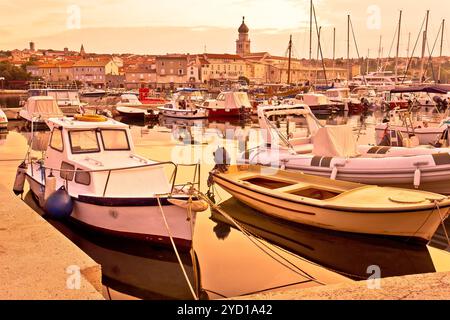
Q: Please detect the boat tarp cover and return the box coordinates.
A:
[313,125,360,157]
[390,85,450,94]
[26,98,63,116]
[225,92,252,109]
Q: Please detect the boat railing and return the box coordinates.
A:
[29,159,201,197]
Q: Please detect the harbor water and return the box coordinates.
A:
[1,95,450,300]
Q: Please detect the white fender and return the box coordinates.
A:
[44,174,56,201]
[414,168,421,189]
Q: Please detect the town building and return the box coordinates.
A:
[72,59,119,88]
[155,54,188,88]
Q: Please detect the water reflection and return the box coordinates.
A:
[23,191,197,300]
[211,199,437,280]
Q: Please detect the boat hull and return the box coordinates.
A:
[26,175,195,250]
[206,108,251,118]
[213,174,447,242]
[159,108,208,119]
[375,124,443,145]
[243,147,450,194]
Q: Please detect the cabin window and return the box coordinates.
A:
[50,128,64,152]
[60,161,75,181]
[75,169,91,186]
[69,130,100,154]
[100,129,130,151]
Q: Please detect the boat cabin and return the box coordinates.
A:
[40,117,172,198]
[326,88,350,99]
[119,94,142,105]
[203,91,252,110]
[295,93,330,106]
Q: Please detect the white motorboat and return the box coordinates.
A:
[26,82,85,116]
[116,106,159,120]
[16,115,207,249]
[0,108,8,130]
[19,96,63,129]
[291,93,345,114]
[242,104,450,194]
[375,108,448,146]
[159,89,208,119]
[211,164,450,243]
[325,88,361,113]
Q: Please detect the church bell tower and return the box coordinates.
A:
[236,17,251,56]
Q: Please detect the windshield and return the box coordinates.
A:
[69,130,100,154]
[101,129,130,151]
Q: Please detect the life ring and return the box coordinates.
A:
[74,114,108,122]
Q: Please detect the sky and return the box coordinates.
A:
[0,0,449,58]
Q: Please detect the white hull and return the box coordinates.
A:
[26,175,195,248]
[375,124,444,145]
[244,146,450,194]
[159,107,208,119]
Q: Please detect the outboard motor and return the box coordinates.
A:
[207,147,231,192]
[433,96,445,112]
[213,147,231,171]
[13,161,27,196]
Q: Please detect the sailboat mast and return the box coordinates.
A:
[333,27,336,79]
[347,15,350,80]
[377,35,382,71]
[287,35,292,84]
[420,10,430,83]
[406,32,411,57]
[309,0,313,62]
[438,19,445,83]
[395,10,403,80]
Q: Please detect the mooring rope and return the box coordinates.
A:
[434,200,450,249]
[155,195,199,300]
[198,191,326,285]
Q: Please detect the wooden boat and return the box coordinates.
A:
[211,164,450,243]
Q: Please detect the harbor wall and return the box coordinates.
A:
[237,271,450,300]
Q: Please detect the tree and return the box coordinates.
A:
[0,61,32,81]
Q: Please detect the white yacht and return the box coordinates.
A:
[350,71,412,91]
